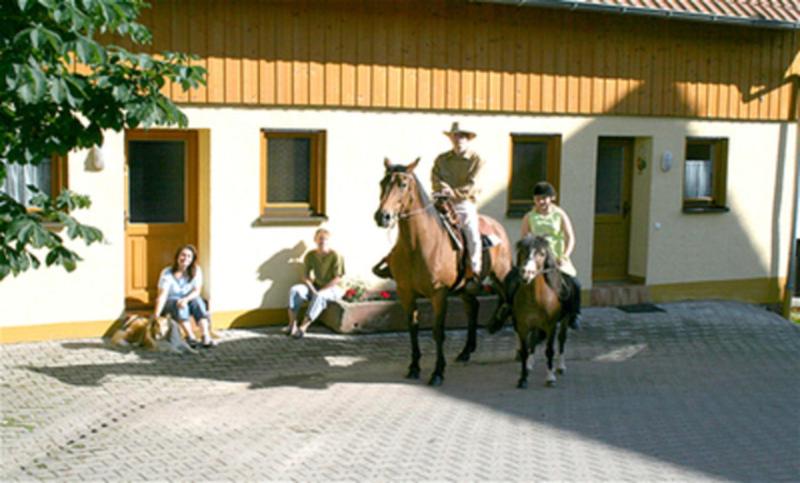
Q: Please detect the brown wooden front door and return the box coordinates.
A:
[592,137,633,282]
[125,129,198,309]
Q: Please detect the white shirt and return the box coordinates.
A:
[158,266,203,301]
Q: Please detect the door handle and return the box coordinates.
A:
[622,201,630,217]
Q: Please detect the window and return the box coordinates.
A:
[260,129,326,221]
[683,138,728,212]
[507,134,561,217]
[1,155,67,208]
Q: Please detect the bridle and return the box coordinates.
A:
[379,171,434,224]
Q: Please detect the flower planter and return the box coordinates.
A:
[319,295,500,334]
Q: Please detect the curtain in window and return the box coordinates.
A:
[1,160,52,206]
[684,159,712,199]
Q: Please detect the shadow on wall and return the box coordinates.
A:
[256,241,307,311]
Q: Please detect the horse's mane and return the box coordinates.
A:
[386,164,444,230]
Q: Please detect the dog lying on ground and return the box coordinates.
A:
[111,315,198,355]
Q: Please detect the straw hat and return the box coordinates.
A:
[443,121,476,139]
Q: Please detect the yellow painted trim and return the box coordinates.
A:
[211,308,287,329]
[648,277,782,304]
[0,278,783,343]
[0,320,116,344]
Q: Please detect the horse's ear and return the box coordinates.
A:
[407,157,421,172]
[383,157,392,170]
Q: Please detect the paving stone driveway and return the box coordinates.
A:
[1,300,798,481]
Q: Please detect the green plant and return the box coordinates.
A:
[0,0,206,280]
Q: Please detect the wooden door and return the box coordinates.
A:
[592,137,633,282]
[125,130,198,308]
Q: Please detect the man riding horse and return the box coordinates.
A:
[373,121,486,294]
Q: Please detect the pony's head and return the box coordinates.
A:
[516,235,559,284]
[374,157,422,227]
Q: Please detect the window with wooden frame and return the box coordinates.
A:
[683,138,728,212]
[1,155,68,209]
[507,134,561,217]
[260,129,326,221]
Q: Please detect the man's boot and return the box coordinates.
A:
[372,257,392,279]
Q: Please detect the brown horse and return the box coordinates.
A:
[374,158,513,386]
[513,235,569,388]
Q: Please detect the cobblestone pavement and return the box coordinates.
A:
[1,300,799,482]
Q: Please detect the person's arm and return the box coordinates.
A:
[559,206,576,259]
[153,287,168,319]
[153,268,170,317]
[178,267,203,307]
[453,154,485,201]
[303,253,318,293]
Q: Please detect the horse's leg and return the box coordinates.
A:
[556,318,568,375]
[544,329,557,387]
[528,329,545,371]
[516,323,529,389]
[428,290,448,386]
[403,298,421,380]
[456,293,479,362]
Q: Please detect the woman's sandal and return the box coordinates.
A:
[202,339,218,348]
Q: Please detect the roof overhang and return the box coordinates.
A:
[470,0,800,30]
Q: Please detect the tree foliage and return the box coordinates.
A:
[0,0,205,280]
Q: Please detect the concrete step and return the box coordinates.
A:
[589,283,649,307]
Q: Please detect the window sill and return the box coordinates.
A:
[682,205,730,214]
[253,215,328,227]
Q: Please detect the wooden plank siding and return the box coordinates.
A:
[138,0,799,121]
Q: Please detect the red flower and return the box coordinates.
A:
[380,291,391,299]
[345,288,357,298]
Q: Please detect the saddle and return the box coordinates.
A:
[434,196,498,291]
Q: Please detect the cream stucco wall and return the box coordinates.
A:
[1,107,796,328]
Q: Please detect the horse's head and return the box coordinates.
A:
[516,235,557,283]
[374,157,421,227]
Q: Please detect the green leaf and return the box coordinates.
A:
[17,0,31,11]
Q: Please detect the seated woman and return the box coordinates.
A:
[285,228,345,339]
[520,181,581,330]
[153,244,216,348]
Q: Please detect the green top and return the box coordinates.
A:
[304,250,345,289]
[525,209,566,260]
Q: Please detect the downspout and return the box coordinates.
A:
[783,77,800,320]
[471,0,800,30]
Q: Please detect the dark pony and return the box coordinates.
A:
[512,235,569,388]
[374,158,513,386]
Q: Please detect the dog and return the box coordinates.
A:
[111,315,198,355]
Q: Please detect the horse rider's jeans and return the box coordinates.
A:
[454,200,481,275]
[289,284,344,321]
[162,297,209,322]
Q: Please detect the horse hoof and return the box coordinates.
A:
[406,368,420,380]
[556,367,565,375]
[545,380,556,388]
[517,379,528,389]
[428,374,443,386]
[455,351,470,362]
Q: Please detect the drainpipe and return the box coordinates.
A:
[783,86,800,320]
[471,0,800,30]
